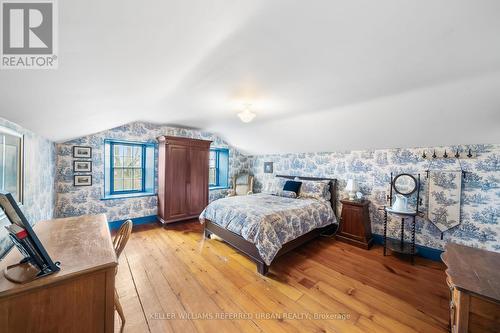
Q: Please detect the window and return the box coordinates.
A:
[209,148,229,189]
[0,127,23,203]
[104,140,155,198]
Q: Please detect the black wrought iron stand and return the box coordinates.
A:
[383,210,417,264]
[382,173,421,265]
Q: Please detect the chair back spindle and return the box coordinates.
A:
[113,220,132,259]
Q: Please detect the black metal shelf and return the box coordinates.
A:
[384,238,418,255]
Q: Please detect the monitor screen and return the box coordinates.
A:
[0,191,59,275]
[0,214,12,260]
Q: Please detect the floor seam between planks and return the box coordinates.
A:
[124,250,152,333]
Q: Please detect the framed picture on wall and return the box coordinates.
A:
[73,146,92,158]
[74,175,92,186]
[73,160,92,172]
[264,162,273,173]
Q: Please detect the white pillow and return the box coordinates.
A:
[276,190,297,199]
[261,178,285,195]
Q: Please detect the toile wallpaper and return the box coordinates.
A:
[55,122,249,222]
[249,144,500,252]
[0,117,56,258]
[1,114,496,257]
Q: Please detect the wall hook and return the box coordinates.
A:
[432,150,437,158]
[443,150,448,158]
[455,150,460,158]
[422,151,426,159]
[467,149,473,158]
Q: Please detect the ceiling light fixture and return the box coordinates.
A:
[237,104,256,123]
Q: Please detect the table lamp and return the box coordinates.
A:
[345,179,358,201]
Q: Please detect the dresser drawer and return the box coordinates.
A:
[442,244,500,333]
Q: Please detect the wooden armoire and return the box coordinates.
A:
[157,136,212,224]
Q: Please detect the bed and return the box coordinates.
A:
[200,175,338,275]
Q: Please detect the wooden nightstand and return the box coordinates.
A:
[336,199,373,249]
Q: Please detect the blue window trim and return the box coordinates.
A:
[104,139,156,198]
[209,148,229,190]
[109,141,145,195]
[209,186,230,191]
[101,192,156,200]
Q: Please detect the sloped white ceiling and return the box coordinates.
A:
[1,0,499,154]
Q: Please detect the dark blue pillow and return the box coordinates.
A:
[283,180,302,194]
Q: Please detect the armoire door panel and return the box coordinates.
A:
[189,147,209,215]
[167,144,189,219]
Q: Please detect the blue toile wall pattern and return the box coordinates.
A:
[249,144,500,253]
[1,114,497,257]
[0,117,56,258]
[55,122,249,222]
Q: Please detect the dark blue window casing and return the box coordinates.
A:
[209,148,229,189]
[104,139,155,198]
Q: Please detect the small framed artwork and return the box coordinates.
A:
[74,175,92,186]
[264,162,273,173]
[73,160,92,172]
[73,146,92,158]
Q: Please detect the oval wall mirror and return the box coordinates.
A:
[392,173,417,196]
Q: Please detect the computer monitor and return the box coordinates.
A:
[0,191,60,276]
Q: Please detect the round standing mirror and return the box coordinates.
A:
[392,173,417,196]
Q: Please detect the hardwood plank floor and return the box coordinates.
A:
[114,220,449,333]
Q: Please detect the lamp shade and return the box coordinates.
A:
[345,179,357,192]
[237,110,256,123]
[237,104,256,123]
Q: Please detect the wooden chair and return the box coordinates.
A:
[227,173,254,197]
[113,220,133,332]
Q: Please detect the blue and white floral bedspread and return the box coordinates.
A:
[199,193,336,265]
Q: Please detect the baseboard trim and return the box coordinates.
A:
[108,215,159,230]
[372,234,443,262]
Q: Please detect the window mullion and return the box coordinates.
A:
[141,145,146,192]
[216,151,220,187]
[110,142,115,194]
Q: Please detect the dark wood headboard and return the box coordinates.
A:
[276,175,338,218]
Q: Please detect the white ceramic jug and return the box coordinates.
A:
[392,194,408,212]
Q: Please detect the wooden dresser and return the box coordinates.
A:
[336,199,373,249]
[0,214,117,333]
[157,136,212,224]
[442,243,500,333]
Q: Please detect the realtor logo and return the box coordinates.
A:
[1,0,57,69]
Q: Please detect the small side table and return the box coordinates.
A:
[336,199,373,249]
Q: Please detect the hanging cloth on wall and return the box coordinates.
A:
[427,170,462,238]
